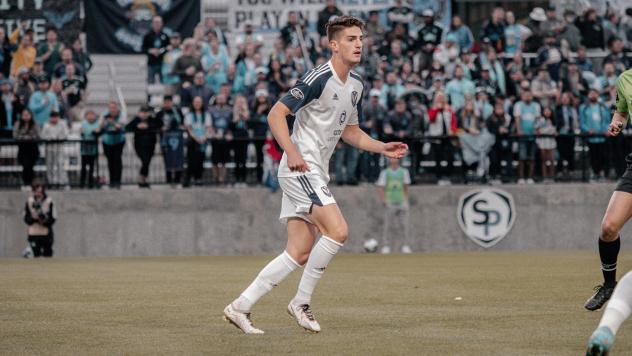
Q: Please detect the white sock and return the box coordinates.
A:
[233,251,301,312]
[292,236,343,306]
[599,271,632,334]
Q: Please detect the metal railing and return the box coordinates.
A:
[1,132,631,188]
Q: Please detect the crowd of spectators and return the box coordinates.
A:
[3,2,632,189]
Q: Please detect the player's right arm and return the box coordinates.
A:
[267,101,309,172]
[609,79,630,136]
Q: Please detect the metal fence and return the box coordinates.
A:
[1,133,631,189]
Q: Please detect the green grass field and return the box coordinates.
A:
[1,252,631,355]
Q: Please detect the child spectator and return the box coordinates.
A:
[376,157,412,254]
[23,180,56,257]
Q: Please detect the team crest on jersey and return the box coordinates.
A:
[351,91,358,106]
[457,188,516,248]
[321,186,332,197]
[291,88,304,100]
[339,111,347,125]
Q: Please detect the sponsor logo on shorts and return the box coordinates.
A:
[321,186,332,197]
[457,188,516,248]
[291,88,304,100]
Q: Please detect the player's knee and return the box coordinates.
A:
[601,219,621,241]
[327,224,348,244]
[295,253,310,266]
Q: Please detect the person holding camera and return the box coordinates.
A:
[23,180,56,257]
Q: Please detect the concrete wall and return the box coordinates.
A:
[0,184,628,257]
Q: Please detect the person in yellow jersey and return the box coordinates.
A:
[586,69,632,355]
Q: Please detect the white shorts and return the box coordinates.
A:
[278,174,336,224]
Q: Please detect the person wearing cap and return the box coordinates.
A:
[142,16,170,84]
[576,7,605,49]
[416,8,443,71]
[476,65,499,98]
[535,32,564,82]
[445,66,475,112]
[40,110,69,187]
[29,58,47,84]
[10,33,36,77]
[480,6,506,53]
[14,66,34,105]
[162,32,182,93]
[126,105,162,188]
[28,76,59,128]
[37,27,63,76]
[445,15,474,52]
[0,79,22,138]
[433,33,460,69]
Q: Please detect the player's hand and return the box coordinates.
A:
[287,151,309,172]
[608,120,625,136]
[382,142,408,159]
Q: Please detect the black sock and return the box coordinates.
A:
[599,237,620,287]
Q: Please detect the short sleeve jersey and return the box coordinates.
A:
[615,69,632,116]
[278,61,364,181]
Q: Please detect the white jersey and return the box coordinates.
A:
[278,60,364,181]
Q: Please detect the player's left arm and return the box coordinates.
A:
[341,124,407,159]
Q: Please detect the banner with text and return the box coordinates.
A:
[0,0,81,44]
[85,0,200,54]
[227,0,450,34]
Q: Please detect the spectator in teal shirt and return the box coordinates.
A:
[100,101,127,188]
[445,66,475,111]
[580,89,611,180]
[28,76,58,127]
[514,89,541,183]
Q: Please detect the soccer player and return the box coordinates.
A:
[584,68,632,313]
[223,16,408,334]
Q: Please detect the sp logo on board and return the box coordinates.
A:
[457,188,516,248]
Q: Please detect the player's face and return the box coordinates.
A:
[332,27,363,65]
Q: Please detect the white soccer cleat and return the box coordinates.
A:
[287,302,321,333]
[223,304,264,334]
[401,245,412,254]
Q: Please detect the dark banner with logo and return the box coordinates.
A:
[0,0,81,44]
[85,0,200,54]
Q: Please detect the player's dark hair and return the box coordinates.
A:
[326,16,365,41]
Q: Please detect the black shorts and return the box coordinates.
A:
[211,141,230,164]
[615,156,632,193]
